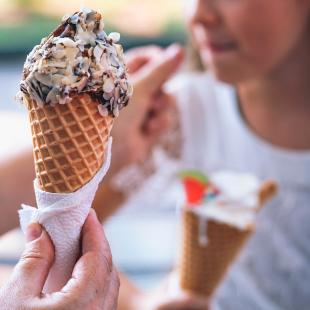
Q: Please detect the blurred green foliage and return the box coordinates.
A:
[0,14,58,53]
[14,0,33,7]
[0,13,185,55]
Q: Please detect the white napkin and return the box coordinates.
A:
[19,137,112,293]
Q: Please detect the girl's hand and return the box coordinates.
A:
[133,273,209,310]
[110,44,184,173]
[0,209,120,310]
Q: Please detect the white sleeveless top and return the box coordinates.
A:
[171,73,310,310]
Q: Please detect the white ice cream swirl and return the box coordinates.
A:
[189,171,262,231]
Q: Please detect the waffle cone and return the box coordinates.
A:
[25,93,114,193]
[179,209,252,297]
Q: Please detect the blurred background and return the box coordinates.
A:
[0,0,186,290]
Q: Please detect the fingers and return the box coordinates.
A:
[126,45,163,73]
[81,209,112,260]
[59,210,114,307]
[11,223,55,296]
[126,44,184,93]
[102,267,120,310]
[138,44,184,93]
[147,112,171,134]
[142,92,175,135]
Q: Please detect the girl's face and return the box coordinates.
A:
[187,0,310,83]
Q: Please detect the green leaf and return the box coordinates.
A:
[178,170,209,185]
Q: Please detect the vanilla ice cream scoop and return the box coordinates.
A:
[179,170,277,296]
[186,171,277,230]
[19,8,132,117]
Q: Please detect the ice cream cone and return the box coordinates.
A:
[18,8,132,193]
[179,209,252,297]
[25,93,114,193]
[17,8,132,293]
[178,173,278,297]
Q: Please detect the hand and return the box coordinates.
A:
[134,273,209,310]
[110,44,184,174]
[0,209,120,310]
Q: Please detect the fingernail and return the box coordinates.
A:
[89,208,98,220]
[166,44,182,58]
[26,223,42,242]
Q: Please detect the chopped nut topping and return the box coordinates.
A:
[19,7,132,117]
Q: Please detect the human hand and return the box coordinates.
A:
[110,44,184,173]
[0,209,120,310]
[133,273,209,310]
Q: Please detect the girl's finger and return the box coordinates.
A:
[146,111,172,134]
[126,45,163,73]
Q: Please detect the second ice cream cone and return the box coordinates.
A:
[178,171,278,297]
[179,209,252,297]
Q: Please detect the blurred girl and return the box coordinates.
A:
[1,0,310,309]
[109,0,310,309]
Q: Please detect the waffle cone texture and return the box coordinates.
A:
[25,93,114,193]
[179,209,252,297]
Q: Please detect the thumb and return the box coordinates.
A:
[138,44,184,93]
[12,223,55,296]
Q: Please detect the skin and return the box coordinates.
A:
[188,0,310,150]
[0,210,120,310]
[2,0,310,308]
[0,45,195,310]
[0,150,35,235]
[0,44,184,234]
[188,0,310,82]
[119,1,310,308]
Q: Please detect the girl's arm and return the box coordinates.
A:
[117,272,209,310]
[0,148,125,234]
[0,45,184,233]
[0,150,35,235]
